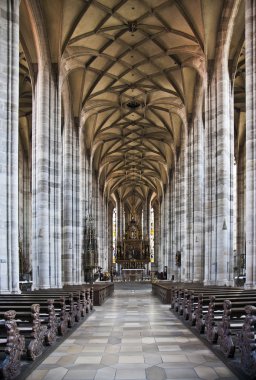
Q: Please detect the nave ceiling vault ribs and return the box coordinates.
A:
[61,0,204,200]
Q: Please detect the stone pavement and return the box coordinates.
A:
[26,284,237,380]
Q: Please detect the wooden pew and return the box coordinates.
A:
[175,287,251,317]
[0,296,67,338]
[152,282,173,304]
[172,288,256,346]
[0,286,96,379]
[31,288,92,321]
[153,282,256,380]
[64,283,114,306]
[2,287,93,327]
[193,294,256,338]
[0,310,25,379]
[91,283,114,305]
[178,288,255,327]
[216,299,245,358]
[0,300,58,349]
[237,305,256,379]
[62,286,94,311]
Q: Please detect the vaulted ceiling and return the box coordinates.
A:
[19,0,245,211]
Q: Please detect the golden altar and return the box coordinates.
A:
[116,217,150,269]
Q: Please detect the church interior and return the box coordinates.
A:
[0,0,256,379]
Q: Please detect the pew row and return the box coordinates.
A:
[0,310,25,380]
[63,282,114,305]
[152,282,256,379]
[0,282,114,379]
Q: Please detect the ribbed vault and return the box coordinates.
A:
[19,0,245,212]
[60,0,205,210]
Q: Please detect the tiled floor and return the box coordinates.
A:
[26,284,238,380]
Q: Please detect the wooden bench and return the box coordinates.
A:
[0,310,25,379]
[0,286,97,379]
[153,282,256,380]
[237,305,256,378]
[177,288,255,328]
[62,286,94,311]
[152,282,173,304]
[215,299,246,358]
[64,283,114,306]
[175,287,251,318]
[32,288,94,318]
[92,283,114,305]
[193,293,256,338]
[0,300,57,350]
[29,290,87,326]
[0,296,67,339]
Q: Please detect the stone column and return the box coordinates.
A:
[32,66,62,288]
[103,197,108,271]
[97,183,104,269]
[88,157,93,214]
[245,0,256,288]
[159,198,164,272]
[26,0,62,289]
[153,202,160,272]
[79,129,85,281]
[143,195,151,239]
[176,138,187,282]
[191,81,205,282]
[108,202,114,271]
[120,200,124,239]
[185,129,193,282]
[18,139,32,278]
[62,87,80,284]
[91,172,98,265]
[236,146,245,276]
[192,114,204,282]
[116,196,123,240]
[204,1,240,285]
[115,194,120,241]
[62,87,74,285]
[142,201,147,238]
[73,128,80,283]
[163,186,169,269]
[168,170,178,281]
[0,0,19,293]
[204,70,233,285]
[175,160,181,281]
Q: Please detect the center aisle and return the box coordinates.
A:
[27,284,237,380]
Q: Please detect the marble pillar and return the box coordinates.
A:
[79,129,86,281]
[153,202,160,273]
[168,171,178,281]
[204,1,240,286]
[245,0,256,288]
[26,0,62,289]
[236,146,245,276]
[62,87,74,284]
[0,0,20,293]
